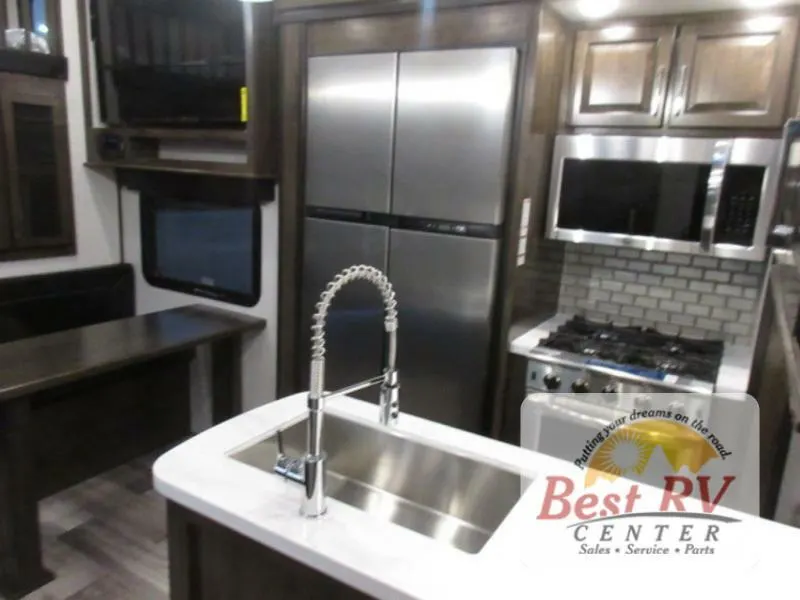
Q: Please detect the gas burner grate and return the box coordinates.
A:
[538,316,724,382]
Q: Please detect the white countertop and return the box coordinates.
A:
[509,314,754,393]
[155,393,798,599]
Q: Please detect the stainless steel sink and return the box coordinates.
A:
[231,415,528,554]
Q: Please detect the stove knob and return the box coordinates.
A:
[571,380,590,393]
[601,383,618,394]
[543,374,561,391]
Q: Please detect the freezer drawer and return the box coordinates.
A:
[389,229,500,433]
[299,219,389,401]
[392,48,518,225]
[305,53,398,213]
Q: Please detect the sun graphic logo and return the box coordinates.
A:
[589,428,654,480]
[584,419,722,489]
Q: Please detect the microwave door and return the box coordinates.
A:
[555,159,710,242]
[548,134,781,260]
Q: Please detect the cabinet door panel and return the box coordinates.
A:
[569,25,676,127]
[392,48,517,225]
[1,77,74,248]
[388,229,500,433]
[305,53,397,213]
[669,16,798,128]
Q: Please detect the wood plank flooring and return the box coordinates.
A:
[5,454,169,600]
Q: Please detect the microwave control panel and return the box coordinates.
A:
[714,165,764,246]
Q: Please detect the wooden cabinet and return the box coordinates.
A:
[669,16,798,128]
[0,74,75,258]
[568,14,799,129]
[569,25,676,127]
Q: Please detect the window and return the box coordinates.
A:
[3,0,61,54]
[0,76,74,260]
[141,195,261,307]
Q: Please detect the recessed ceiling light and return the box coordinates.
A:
[578,0,620,19]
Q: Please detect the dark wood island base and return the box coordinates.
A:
[167,502,374,600]
[0,400,55,600]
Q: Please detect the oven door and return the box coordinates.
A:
[521,393,626,464]
[521,393,676,492]
[521,392,757,513]
[547,135,781,262]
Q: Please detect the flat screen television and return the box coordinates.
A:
[141,195,261,307]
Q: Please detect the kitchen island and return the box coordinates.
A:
[154,393,798,599]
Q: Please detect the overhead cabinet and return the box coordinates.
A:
[568,14,799,128]
[86,0,277,177]
[569,25,676,127]
[671,17,797,128]
[0,74,75,258]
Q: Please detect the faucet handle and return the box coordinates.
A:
[274,429,305,484]
[275,452,305,484]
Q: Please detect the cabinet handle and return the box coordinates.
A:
[673,65,689,116]
[651,66,667,116]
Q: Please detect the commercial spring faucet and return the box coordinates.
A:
[301,265,400,518]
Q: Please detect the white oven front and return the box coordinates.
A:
[521,393,628,464]
[521,392,759,515]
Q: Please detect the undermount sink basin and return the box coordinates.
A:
[231,414,529,554]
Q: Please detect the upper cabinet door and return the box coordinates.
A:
[669,16,798,128]
[568,25,676,127]
[1,76,74,249]
[305,53,398,214]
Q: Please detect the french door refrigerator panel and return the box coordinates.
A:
[300,218,389,402]
[305,53,398,213]
[388,229,500,433]
[391,47,518,225]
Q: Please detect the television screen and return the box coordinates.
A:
[141,196,261,307]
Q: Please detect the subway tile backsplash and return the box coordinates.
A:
[557,244,765,347]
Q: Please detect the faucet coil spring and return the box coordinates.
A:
[310,265,398,361]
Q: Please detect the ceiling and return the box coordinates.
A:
[549,0,800,21]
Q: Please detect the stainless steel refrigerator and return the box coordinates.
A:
[299,48,518,433]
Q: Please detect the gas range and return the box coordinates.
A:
[526,316,724,396]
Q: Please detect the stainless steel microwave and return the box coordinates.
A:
[546,134,783,262]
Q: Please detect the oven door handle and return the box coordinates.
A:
[700,140,733,251]
[769,255,800,429]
